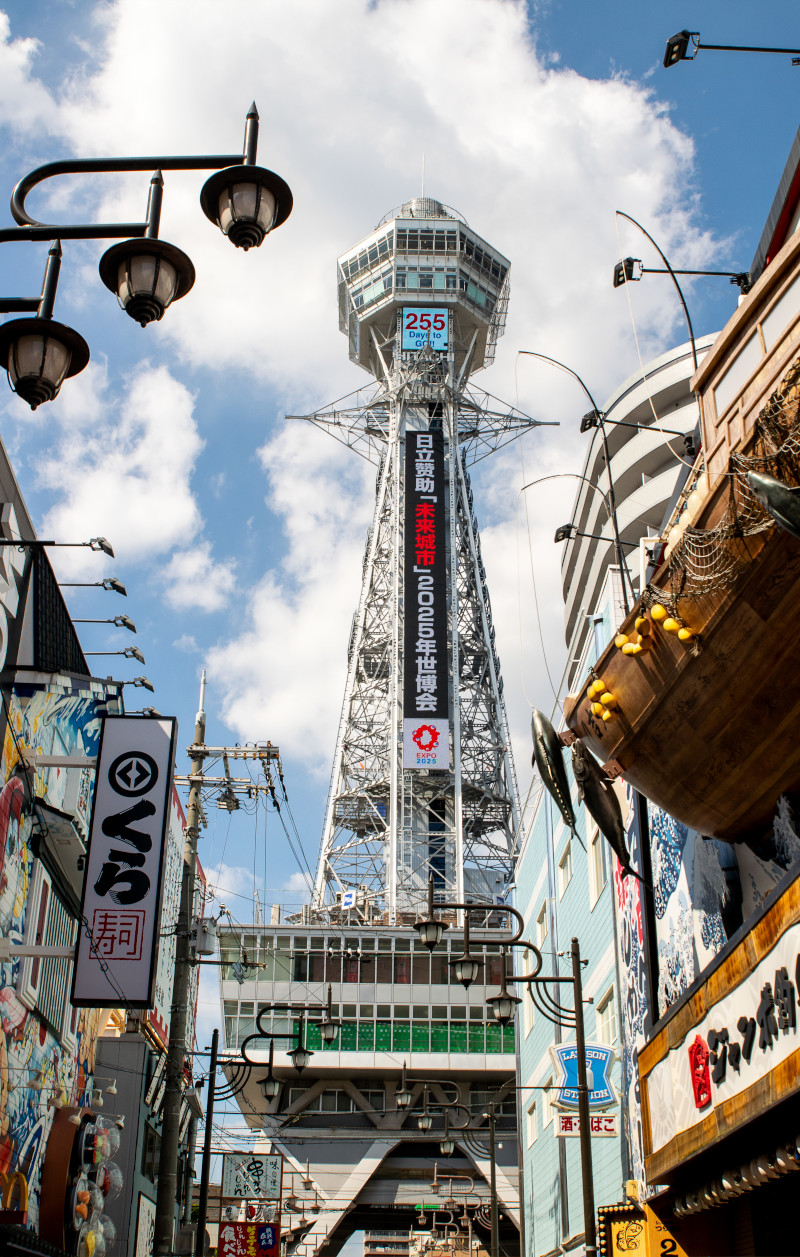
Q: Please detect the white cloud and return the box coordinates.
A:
[173,633,199,653]
[207,422,374,769]
[161,541,236,612]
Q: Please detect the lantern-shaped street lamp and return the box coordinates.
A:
[200,104,292,251]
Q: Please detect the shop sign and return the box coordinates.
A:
[72,716,177,1007]
[556,1112,618,1137]
[550,1041,617,1109]
[222,1153,282,1200]
[219,1223,280,1257]
[642,898,800,1174]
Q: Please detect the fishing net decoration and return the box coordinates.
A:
[642,357,800,611]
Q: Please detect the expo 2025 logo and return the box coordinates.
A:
[412,724,440,752]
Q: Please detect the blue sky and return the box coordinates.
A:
[0,1,798,1084]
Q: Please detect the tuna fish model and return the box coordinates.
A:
[746,470,800,540]
[530,710,583,847]
[571,739,645,883]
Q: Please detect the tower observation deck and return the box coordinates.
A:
[222,199,549,1257]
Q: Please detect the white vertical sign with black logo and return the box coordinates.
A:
[72,716,177,1008]
[403,429,450,769]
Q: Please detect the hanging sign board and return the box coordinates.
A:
[556,1112,618,1137]
[221,1153,283,1200]
[550,1041,617,1110]
[402,308,448,351]
[219,1223,280,1257]
[72,715,177,1008]
[403,429,450,770]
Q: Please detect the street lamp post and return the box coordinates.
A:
[0,103,292,408]
[417,881,600,1256]
[517,350,633,613]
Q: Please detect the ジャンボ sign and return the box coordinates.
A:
[72,716,177,1008]
[402,429,450,770]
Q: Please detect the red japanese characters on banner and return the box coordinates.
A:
[218,1222,280,1257]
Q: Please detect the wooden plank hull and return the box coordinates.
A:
[564,523,800,843]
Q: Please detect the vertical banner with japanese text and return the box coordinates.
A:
[403,429,450,769]
[72,715,177,1008]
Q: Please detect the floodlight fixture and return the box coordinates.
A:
[663,29,800,68]
[61,576,127,596]
[85,647,146,664]
[74,614,136,633]
[613,254,751,294]
[554,524,576,544]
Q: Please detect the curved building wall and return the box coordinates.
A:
[562,335,716,692]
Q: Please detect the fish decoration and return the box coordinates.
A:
[746,470,800,540]
[571,739,646,884]
[530,710,584,848]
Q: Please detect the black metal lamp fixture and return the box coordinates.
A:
[554,524,576,544]
[439,1114,455,1157]
[1,104,293,405]
[318,984,340,1045]
[288,1018,313,1075]
[663,29,800,69]
[417,1088,433,1132]
[449,915,482,990]
[613,253,751,294]
[74,613,136,633]
[85,646,146,665]
[414,873,450,951]
[485,949,521,1027]
[0,242,89,409]
[61,576,127,596]
[396,1064,411,1110]
[199,104,293,251]
[259,1042,280,1100]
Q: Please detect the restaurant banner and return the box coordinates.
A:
[219,1223,280,1257]
[72,715,177,1008]
[403,429,450,769]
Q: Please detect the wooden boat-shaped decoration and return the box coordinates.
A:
[564,229,800,844]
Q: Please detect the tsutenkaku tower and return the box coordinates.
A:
[303,197,544,921]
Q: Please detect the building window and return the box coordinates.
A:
[523,985,534,1038]
[558,841,573,898]
[535,903,547,949]
[589,826,608,906]
[596,988,618,1046]
[526,1100,537,1147]
[543,1078,554,1127]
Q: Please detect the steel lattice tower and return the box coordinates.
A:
[301,197,544,921]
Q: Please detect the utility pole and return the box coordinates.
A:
[195,1027,219,1257]
[572,937,597,1257]
[154,671,207,1255]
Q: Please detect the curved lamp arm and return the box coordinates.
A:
[616,210,698,370]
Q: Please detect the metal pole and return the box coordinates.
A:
[183,1114,198,1224]
[154,671,207,1255]
[488,1102,499,1257]
[195,1027,218,1257]
[597,420,630,615]
[571,938,596,1257]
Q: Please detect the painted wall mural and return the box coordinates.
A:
[0,678,111,1230]
[614,784,650,1194]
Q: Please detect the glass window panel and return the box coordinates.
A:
[395,939,410,951]
[293,954,308,981]
[394,956,411,983]
[340,1022,357,1050]
[343,958,360,983]
[360,1005,373,1017]
[430,1022,449,1051]
[326,953,342,982]
[485,1024,502,1054]
[337,1091,352,1112]
[393,1022,411,1052]
[309,953,325,981]
[502,1024,515,1052]
[306,1023,322,1050]
[431,1006,447,1019]
[375,1022,392,1050]
[412,955,430,982]
[449,1022,467,1053]
[468,1023,484,1052]
[321,1090,338,1112]
[343,1004,357,1017]
[358,1022,375,1051]
[375,956,393,982]
[406,274,418,289]
[430,956,449,984]
[412,1023,430,1051]
[394,1005,409,1017]
[273,951,291,981]
[378,939,393,951]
